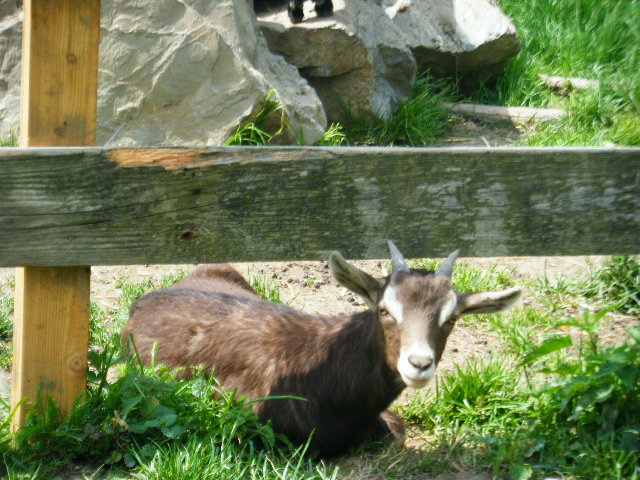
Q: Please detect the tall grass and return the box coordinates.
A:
[478,0,640,145]
[340,75,456,146]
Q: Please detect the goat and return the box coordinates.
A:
[254,0,333,24]
[122,241,521,457]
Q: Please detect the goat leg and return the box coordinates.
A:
[288,0,305,23]
[313,0,333,17]
[370,409,406,445]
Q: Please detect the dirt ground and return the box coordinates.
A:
[1,253,631,400]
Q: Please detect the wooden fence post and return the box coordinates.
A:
[10,0,100,430]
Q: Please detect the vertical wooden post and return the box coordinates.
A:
[11,0,100,430]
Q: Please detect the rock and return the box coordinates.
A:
[99,0,326,146]
[382,0,520,78]
[0,0,327,145]
[0,7,21,140]
[257,0,417,122]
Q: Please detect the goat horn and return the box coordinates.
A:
[387,240,410,273]
[436,249,460,278]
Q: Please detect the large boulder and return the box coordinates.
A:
[99,0,326,146]
[0,0,327,145]
[383,0,520,77]
[0,6,21,139]
[257,0,417,122]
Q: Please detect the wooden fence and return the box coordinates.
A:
[3,0,639,432]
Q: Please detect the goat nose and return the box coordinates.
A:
[408,354,434,371]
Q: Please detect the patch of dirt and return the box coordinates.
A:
[434,116,523,147]
[1,256,638,479]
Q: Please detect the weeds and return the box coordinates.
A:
[341,75,455,146]
[412,257,515,293]
[582,255,640,314]
[226,90,288,146]
[2,347,335,480]
[249,269,282,303]
[0,131,17,147]
[0,288,14,370]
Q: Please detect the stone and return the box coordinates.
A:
[257,0,417,122]
[0,6,21,140]
[382,0,520,77]
[0,0,327,145]
[99,0,326,146]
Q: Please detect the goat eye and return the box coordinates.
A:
[379,308,390,316]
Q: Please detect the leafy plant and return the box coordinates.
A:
[314,123,346,146]
[519,309,640,478]
[2,343,327,479]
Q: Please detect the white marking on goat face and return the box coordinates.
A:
[397,344,436,388]
[385,277,458,389]
[380,284,404,323]
[438,291,457,327]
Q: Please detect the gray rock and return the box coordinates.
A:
[99,0,326,146]
[383,0,520,77]
[257,0,417,122]
[0,7,21,140]
[0,0,327,145]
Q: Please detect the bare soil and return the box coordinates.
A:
[0,254,630,395]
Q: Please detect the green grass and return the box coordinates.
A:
[581,255,640,314]
[0,279,14,370]
[227,76,457,147]
[339,75,456,146]
[0,132,17,147]
[225,90,292,146]
[0,269,335,479]
[249,269,283,303]
[2,259,639,479]
[473,0,640,146]
[412,257,516,293]
[534,256,640,315]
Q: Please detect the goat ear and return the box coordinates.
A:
[458,286,522,316]
[329,251,384,309]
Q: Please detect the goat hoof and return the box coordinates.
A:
[314,0,333,17]
[288,4,304,23]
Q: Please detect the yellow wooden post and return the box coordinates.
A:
[11,0,100,430]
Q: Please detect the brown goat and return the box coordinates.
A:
[122,241,521,457]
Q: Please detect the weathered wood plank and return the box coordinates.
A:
[0,146,639,266]
[11,0,99,431]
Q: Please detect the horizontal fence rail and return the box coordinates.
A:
[0,146,639,266]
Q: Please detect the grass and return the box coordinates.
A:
[411,257,516,293]
[338,75,456,146]
[1,269,338,480]
[0,278,14,370]
[249,269,283,303]
[0,132,17,147]
[226,75,457,147]
[472,0,640,146]
[1,257,638,479]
